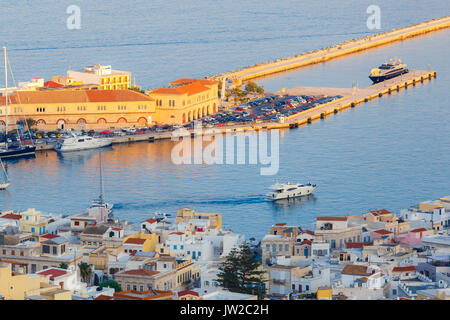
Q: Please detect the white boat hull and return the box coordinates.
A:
[266,185,316,200]
[55,137,112,152]
[0,182,10,189]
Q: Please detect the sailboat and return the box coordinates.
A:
[0,47,36,159]
[88,152,114,218]
[0,157,9,189]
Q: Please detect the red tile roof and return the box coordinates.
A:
[113,289,172,300]
[300,240,312,245]
[44,80,64,88]
[124,238,147,245]
[1,259,28,265]
[374,229,393,235]
[275,223,287,226]
[169,78,217,86]
[317,216,348,221]
[178,290,199,297]
[342,265,370,276]
[368,209,392,216]
[0,89,153,105]
[36,268,69,280]
[121,269,159,276]
[151,82,210,96]
[112,228,122,231]
[410,228,428,233]
[305,230,315,235]
[94,294,114,300]
[0,213,22,220]
[169,232,184,235]
[392,266,416,272]
[41,234,61,240]
[145,218,157,224]
[345,242,371,249]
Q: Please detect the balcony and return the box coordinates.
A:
[272,278,288,285]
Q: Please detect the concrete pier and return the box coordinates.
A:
[213,16,449,83]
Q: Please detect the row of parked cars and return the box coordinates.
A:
[8,94,345,143]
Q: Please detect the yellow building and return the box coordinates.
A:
[175,208,222,231]
[88,245,122,273]
[19,208,47,238]
[317,287,332,300]
[0,262,71,300]
[0,89,155,131]
[149,78,219,125]
[67,64,131,90]
[123,232,159,253]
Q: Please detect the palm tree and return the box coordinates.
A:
[59,262,68,269]
[78,262,92,285]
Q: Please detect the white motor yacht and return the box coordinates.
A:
[55,131,112,152]
[266,182,317,200]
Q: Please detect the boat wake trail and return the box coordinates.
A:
[114,194,267,210]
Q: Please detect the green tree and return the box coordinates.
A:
[59,262,68,269]
[99,280,122,292]
[25,118,36,129]
[256,85,264,94]
[245,81,258,93]
[216,243,266,299]
[129,85,145,94]
[78,262,92,284]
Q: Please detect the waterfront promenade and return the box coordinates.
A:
[214,16,449,83]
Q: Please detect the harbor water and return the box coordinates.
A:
[0,1,449,239]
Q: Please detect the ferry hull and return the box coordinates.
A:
[369,69,409,83]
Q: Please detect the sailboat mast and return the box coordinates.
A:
[99,152,104,203]
[0,158,8,182]
[3,47,8,141]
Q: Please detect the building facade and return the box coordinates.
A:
[149,78,218,125]
[0,89,155,131]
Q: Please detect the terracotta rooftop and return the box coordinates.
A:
[44,80,64,88]
[300,240,312,246]
[94,294,114,300]
[113,289,172,300]
[342,264,371,276]
[124,238,147,245]
[410,228,428,233]
[151,82,210,96]
[368,209,392,216]
[0,213,22,220]
[41,234,61,240]
[392,266,416,272]
[374,229,393,235]
[317,216,348,221]
[145,218,157,224]
[169,232,184,235]
[0,89,153,105]
[178,290,199,297]
[345,242,371,249]
[121,269,160,277]
[36,268,69,280]
[169,78,217,86]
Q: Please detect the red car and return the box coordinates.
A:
[100,130,110,135]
